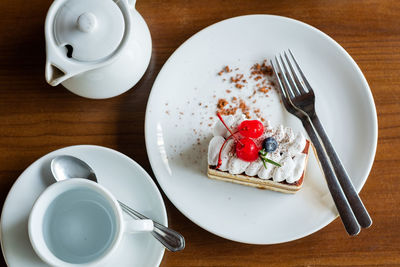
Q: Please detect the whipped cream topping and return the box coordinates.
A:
[208,115,307,184]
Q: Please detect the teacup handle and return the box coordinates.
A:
[124,219,154,233]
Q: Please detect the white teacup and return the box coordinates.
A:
[28,178,153,266]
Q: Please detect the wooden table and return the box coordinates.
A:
[1,0,399,266]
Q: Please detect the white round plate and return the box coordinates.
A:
[145,15,377,244]
[1,145,167,266]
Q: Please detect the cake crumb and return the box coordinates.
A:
[258,87,269,93]
[217,99,228,109]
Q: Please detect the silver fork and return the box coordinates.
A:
[271,57,360,236]
[275,50,372,229]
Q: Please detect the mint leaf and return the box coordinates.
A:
[258,150,281,168]
[262,157,281,167]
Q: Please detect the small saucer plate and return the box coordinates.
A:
[1,145,167,267]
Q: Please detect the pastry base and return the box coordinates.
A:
[207,140,310,194]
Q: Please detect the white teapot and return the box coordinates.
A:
[45,0,151,99]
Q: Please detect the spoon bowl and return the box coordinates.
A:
[51,155,97,182]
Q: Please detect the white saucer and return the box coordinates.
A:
[145,15,377,244]
[1,145,167,266]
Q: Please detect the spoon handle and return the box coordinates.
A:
[118,201,185,252]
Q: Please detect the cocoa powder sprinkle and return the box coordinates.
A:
[214,59,276,119]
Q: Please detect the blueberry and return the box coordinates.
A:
[263,137,278,152]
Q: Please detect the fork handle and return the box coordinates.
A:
[302,119,360,236]
[311,115,372,228]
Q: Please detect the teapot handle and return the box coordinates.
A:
[128,0,136,9]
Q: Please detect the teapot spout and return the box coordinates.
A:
[45,63,69,86]
[45,57,93,86]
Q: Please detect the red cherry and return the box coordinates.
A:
[216,113,261,168]
[235,137,260,162]
[238,120,264,138]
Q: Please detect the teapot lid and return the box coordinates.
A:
[53,0,125,62]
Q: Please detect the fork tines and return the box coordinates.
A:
[273,50,314,99]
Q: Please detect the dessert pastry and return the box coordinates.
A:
[207,114,310,194]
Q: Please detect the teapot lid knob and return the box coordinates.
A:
[77,12,97,33]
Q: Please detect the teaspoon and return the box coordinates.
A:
[50,155,185,252]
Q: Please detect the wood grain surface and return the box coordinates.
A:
[1,0,399,266]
